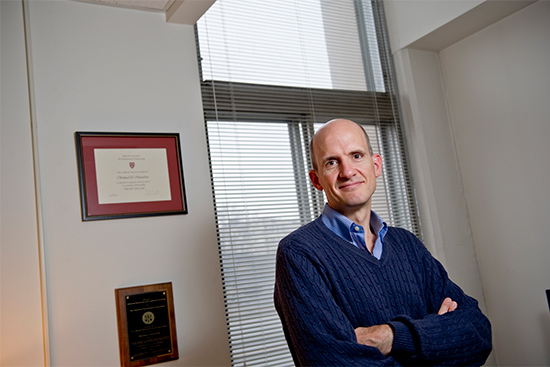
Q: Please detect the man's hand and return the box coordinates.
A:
[438,297,458,315]
[354,324,394,355]
[354,298,458,355]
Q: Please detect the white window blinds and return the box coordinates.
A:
[198,0,383,91]
[196,1,420,366]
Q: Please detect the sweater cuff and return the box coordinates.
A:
[387,321,416,355]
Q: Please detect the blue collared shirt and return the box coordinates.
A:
[320,204,388,259]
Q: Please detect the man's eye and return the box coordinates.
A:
[325,160,337,167]
[353,153,363,159]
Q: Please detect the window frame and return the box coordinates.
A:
[195,1,421,365]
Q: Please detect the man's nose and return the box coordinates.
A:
[339,159,356,179]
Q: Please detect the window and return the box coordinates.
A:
[196,1,419,366]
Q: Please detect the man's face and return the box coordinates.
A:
[309,120,382,216]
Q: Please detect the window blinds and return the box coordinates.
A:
[198,0,382,91]
[196,1,420,366]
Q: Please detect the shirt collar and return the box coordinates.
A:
[321,203,387,243]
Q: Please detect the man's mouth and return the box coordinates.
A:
[339,181,362,190]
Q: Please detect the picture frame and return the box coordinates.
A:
[75,132,187,221]
[115,282,179,367]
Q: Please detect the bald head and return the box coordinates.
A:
[310,119,374,171]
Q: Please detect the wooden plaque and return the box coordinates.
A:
[115,282,179,367]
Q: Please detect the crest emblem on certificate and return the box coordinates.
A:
[129,162,135,169]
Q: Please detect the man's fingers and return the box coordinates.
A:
[438,297,458,315]
[449,300,458,312]
[355,325,394,356]
[438,298,450,315]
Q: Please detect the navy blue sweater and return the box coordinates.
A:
[274,218,492,366]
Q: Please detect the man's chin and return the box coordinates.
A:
[330,198,370,212]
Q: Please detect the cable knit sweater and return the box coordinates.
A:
[274,217,492,366]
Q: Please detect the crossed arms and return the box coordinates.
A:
[274,226,492,366]
[355,297,458,356]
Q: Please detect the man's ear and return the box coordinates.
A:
[309,170,324,191]
[373,154,383,178]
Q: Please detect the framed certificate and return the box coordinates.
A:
[115,282,179,367]
[75,132,187,221]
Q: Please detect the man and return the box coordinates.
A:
[274,119,492,366]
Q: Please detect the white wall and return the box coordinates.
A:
[391,48,487,305]
[1,1,231,366]
[383,0,483,52]
[440,2,550,364]
[0,1,46,365]
[386,0,550,365]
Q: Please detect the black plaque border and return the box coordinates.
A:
[115,282,179,367]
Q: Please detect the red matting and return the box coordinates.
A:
[75,132,187,221]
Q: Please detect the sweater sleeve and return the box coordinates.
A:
[274,241,402,367]
[388,233,493,366]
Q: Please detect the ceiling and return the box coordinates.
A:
[77,0,174,12]
[75,0,216,24]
